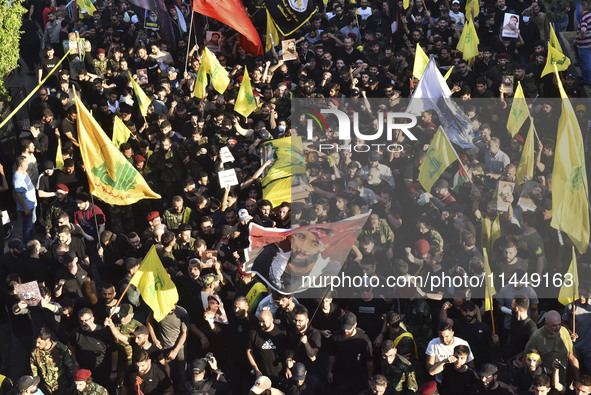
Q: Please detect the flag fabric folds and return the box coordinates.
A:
[265,0,317,37]
[193,47,230,99]
[408,59,476,149]
[551,66,590,253]
[516,119,535,184]
[129,72,152,117]
[112,116,132,148]
[443,66,454,80]
[56,138,64,170]
[456,20,479,60]
[418,127,458,193]
[235,66,258,118]
[130,245,179,321]
[541,44,571,77]
[483,248,496,311]
[549,23,563,53]
[266,9,280,53]
[74,94,161,205]
[558,247,579,305]
[78,0,96,18]
[466,0,479,20]
[261,136,306,207]
[193,0,263,56]
[412,43,430,80]
[506,82,530,137]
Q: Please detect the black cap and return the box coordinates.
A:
[461,300,476,311]
[342,312,357,330]
[62,252,76,264]
[292,362,306,381]
[505,223,523,236]
[18,376,40,392]
[220,225,235,238]
[479,363,498,376]
[8,239,26,251]
[191,359,207,373]
[119,303,133,317]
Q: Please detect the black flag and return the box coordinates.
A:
[265,0,317,36]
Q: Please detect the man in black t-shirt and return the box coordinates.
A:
[286,305,322,378]
[38,45,62,90]
[247,309,287,386]
[429,344,478,395]
[122,349,173,395]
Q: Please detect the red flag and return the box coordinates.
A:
[192,0,263,56]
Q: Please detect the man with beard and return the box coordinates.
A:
[426,321,474,371]
[94,284,118,325]
[44,184,76,241]
[122,350,173,395]
[562,285,591,371]
[69,308,117,391]
[429,345,478,395]
[440,301,498,369]
[247,309,288,386]
[380,340,419,393]
[251,226,341,294]
[131,325,168,374]
[227,296,258,393]
[471,363,513,395]
[286,305,321,377]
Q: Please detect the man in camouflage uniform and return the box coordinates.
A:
[162,195,192,234]
[44,184,76,241]
[104,303,142,387]
[31,327,75,394]
[73,369,109,395]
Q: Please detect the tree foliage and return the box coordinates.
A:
[0,0,26,100]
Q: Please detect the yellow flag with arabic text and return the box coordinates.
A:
[130,245,179,321]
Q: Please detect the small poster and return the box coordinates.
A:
[281,39,298,61]
[492,180,515,212]
[518,181,545,211]
[137,68,148,85]
[500,75,514,94]
[220,146,235,163]
[15,281,42,307]
[144,10,160,30]
[502,13,519,38]
[218,168,239,188]
[200,250,218,268]
[205,31,222,52]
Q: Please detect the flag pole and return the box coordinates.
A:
[439,125,473,183]
[108,279,134,319]
[572,246,577,335]
[185,10,195,73]
[490,301,495,335]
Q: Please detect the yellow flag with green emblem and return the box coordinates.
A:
[78,0,96,18]
[193,58,209,99]
[413,43,430,80]
[193,47,230,98]
[235,67,257,118]
[130,245,179,321]
[483,248,496,311]
[466,0,479,21]
[261,136,307,206]
[56,138,64,170]
[418,127,457,193]
[551,65,590,253]
[558,247,579,305]
[549,23,562,52]
[112,116,131,148]
[516,118,535,184]
[541,44,571,77]
[266,9,280,52]
[129,72,152,117]
[506,82,530,137]
[456,20,479,60]
[74,93,161,205]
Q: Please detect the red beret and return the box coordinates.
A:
[414,239,430,254]
[146,211,160,222]
[72,369,92,381]
[56,184,69,192]
[97,48,106,54]
[513,134,524,144]
[134,154,146,163]
[419,381,438,395]
[497,53,509,60]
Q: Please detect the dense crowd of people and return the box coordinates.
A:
[0,0,590,393]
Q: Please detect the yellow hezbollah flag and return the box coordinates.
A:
[483,248,496,311]
[558,246,579,305]
[466,0,479,21]
[112,116,131,148]
[444,66,454,80]
[261,136,306,206]
[56,138,64,170]
[235,66,258,118]
[516,119,535,184]
[541,45,571,77]
[418,127,457,193]
[193,47,230,98]
[551,65,590,253]
[74,93,161,205]
[130,245,179,321]
[78,0,96,18]
[549,23,562,52]
[506,82,530,137]
[456,20,479,61]
[482,213,501,252]
[193,57,209,99]
[404,0,409,9]
[413,43,430,80]
[129,72,151,117]
[266,9,280,53]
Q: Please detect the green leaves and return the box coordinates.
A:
[0,0,26,100]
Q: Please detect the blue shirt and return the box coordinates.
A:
[13,170,37,211]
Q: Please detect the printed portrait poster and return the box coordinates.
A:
[518,180,545,212]
[206,31,222,52]
[15,281,42,306]
[502,13,519,38]
[492,180,515,212]
[144,10,160,30]
[500,75,514,94]
[282,39,298,61]
[137,68,149,85]
[244,212,370,295]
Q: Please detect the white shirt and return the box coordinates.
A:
[425,336,474,362]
